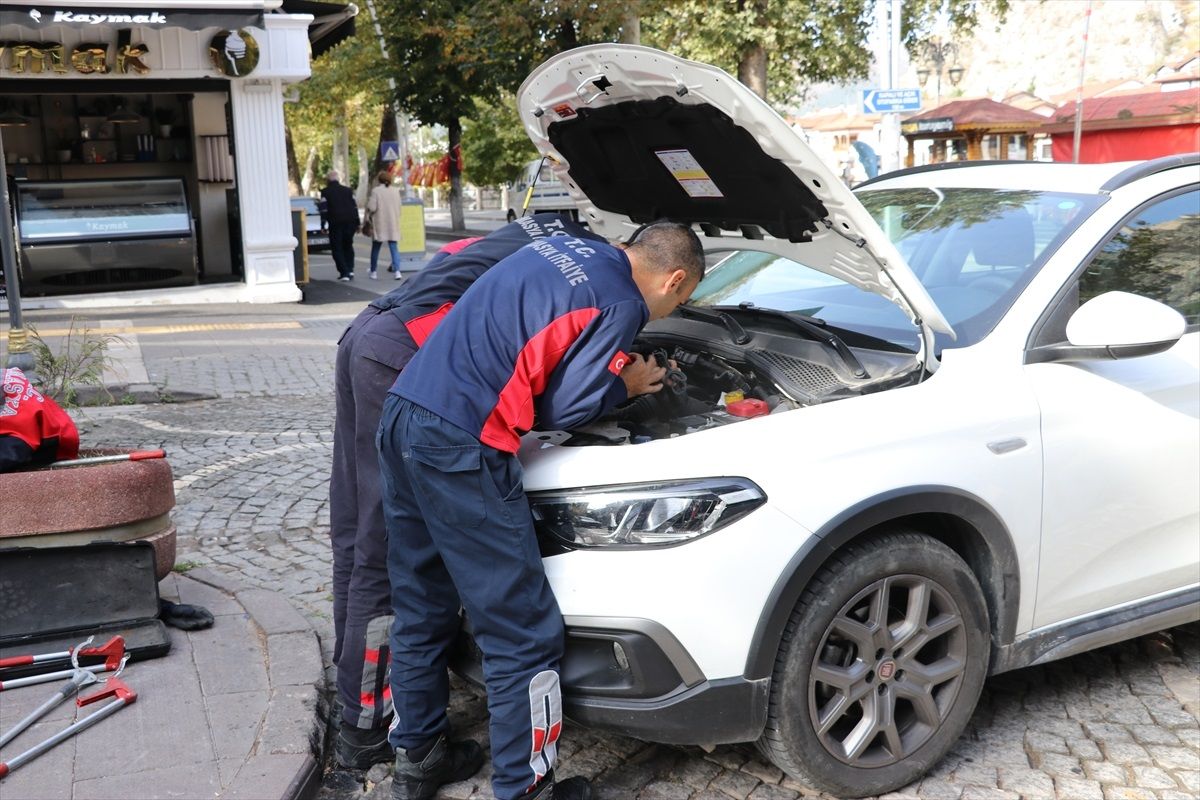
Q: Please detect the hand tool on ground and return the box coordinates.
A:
[0,635,125,672]
[0,658,133,780]
[47,450,165,468]
[0,639,102,748]
[0,664,113,692]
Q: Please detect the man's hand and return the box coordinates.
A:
[619,352,667,397]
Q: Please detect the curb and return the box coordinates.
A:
[425,226,493,241]
[183,566,326,800]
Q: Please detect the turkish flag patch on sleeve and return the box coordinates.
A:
[608,351,630,376]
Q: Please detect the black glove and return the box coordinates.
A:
[159,599,215,630]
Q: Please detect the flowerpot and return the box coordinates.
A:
[0,448,178,580]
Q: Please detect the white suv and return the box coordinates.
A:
[453,45,1200,797]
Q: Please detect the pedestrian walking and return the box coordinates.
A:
[377,221,705,800]
[328,214,604,771]
[366,172,402,280]
[322,170,359,281]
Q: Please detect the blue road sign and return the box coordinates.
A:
[380,140,400,161]
[861,88,922,114]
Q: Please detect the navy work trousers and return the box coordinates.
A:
[377,396,565,800]
[329,306,417,729]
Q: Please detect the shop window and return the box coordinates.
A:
[1006,134,1028,160]
[981,135,1000,160]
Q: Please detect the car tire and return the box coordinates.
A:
[758,530,989,798]
[506,208,517,223]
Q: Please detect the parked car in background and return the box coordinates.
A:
[449,44,1200,798]
[290,196,329,252]
[506,157,579,222]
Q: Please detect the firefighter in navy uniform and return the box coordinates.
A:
[329,214,605,770]
[377,222,705,800]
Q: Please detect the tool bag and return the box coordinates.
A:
[0,368,79,473]
[0,543,171,678]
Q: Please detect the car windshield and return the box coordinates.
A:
[690,187,1103,351]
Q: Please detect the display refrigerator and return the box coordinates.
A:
[14,178,198,295]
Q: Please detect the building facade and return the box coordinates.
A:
[0,0,353,307]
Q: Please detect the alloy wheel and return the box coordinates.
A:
[807,574,967,767]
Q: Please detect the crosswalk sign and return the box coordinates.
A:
[380,140,400,161]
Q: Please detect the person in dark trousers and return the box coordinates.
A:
[377,222,706,800]
[328,214,605,771]
[321,170,359,280]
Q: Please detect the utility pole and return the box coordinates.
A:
[1072,0,1093,164]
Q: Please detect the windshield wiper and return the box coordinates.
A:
[712,303,870,379]
[674,304,752,345]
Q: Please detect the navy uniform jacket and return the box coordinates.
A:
[391,236,648,453]
[371,214,602,347]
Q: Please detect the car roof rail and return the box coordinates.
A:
[854,160,1019,189]
[1098,152,1200,192]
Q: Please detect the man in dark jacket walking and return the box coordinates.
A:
[321,170,359,280]
[377,222,705,800]
[329,214,604,771]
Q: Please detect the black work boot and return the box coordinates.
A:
[391,734,484,800]
[334,722,393,770]
[521,770,594,800]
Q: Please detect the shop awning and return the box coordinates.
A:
[0,1,356,56]
[0,4,266,31]
[279,0,356,59]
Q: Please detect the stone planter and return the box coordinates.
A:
[0,449,177,580]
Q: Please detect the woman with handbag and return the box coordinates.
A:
[366,171,403,280]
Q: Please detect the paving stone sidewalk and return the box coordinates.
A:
[57,291,1200,800]
[0,570,325,799]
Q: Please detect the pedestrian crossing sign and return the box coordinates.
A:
[380,141,400,161]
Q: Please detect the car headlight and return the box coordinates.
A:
[529,478,765,549]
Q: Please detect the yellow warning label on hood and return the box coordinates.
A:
[654,148,724,198]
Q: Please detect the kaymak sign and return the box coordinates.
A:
[0,5,264,32]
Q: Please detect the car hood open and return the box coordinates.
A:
[517,44,955,366]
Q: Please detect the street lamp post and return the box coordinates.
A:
[916,39,964,108]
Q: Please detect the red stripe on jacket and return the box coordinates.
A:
[480,308,600,452]
[403,303,454,347]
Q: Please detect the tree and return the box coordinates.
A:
[285,37,387,193]
[643,0,1009,107]
[377,0,649,229]
[461,94,538,188]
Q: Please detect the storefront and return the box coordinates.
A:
[901,98,1046,168]
[0,0,354,306]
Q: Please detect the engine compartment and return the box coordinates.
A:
[535,320,924,446]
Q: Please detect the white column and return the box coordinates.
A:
[229,78,302,303]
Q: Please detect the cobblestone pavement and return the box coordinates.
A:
[66,304,1200,800]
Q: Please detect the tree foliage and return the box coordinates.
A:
[462,93,538,187]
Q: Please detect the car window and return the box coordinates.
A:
[691,188,1103,351]
[1078,189,1199,325]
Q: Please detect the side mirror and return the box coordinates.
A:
[1028,291,1186,364]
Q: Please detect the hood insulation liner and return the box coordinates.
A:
[547,96,829,243]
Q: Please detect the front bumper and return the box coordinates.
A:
[450,616,768,746]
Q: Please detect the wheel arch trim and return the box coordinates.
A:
[743,486,1020,680]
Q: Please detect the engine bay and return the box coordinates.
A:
[533,318,924,446]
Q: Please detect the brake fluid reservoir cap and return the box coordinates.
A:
[727,398,769,418]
